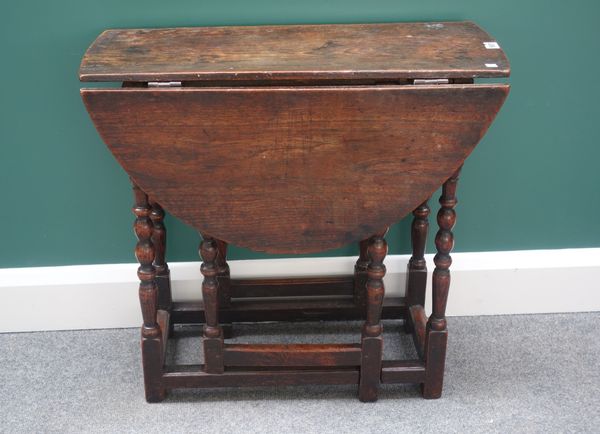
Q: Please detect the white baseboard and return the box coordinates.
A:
[2,248,599,333]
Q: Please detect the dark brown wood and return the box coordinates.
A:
[381,360,426,384]
[404,200,430,334]
[353,238,370,310]
[79,22,509,82]
[422,331,448,399]
[214,238,233,338]
[149,199,172,312]
[199,234,224,374]
[82,84,508,253]
[132,180,165,402]
[157,309,170,360]
[230,275,354,298]
[223,344,362,367]
[422,168,461,399]
[162,366,360,389]
[359,232,387,402]
[170,296,406,324]
[215,238,231,308]
[409,305,427,358]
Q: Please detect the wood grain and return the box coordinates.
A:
[381,360,426,384]
[82,84,508,253]
[223,343,362,367]
[79,22,509,82]
[169,296,407,324]
[162,366,360,389]
[229,275,354,298]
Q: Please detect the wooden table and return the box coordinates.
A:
[80,21,510,402]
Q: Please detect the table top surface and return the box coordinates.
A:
[82,84,509,253]
[79,21,510,83]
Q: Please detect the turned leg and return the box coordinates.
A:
[353,238,370,311]
[215,239,231,307]
[215,238,233,338]
[132,181,165,402]
[149,199,172,312]
[422,168,461,399]
[358,230,388,402]
[404,200,430,333]
[200,234,224,374]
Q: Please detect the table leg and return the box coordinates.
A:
[405,200,430,333]
[149,200,172,313]
[353,238,370,311]
[132,181,165,402]
[215,238,233,338]
[358,230,388,402]
[422,167,461,399]
[199,234,225,374]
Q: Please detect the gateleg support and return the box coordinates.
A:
[200,234,225,374]
[358,230,388,402]
[132,180,166,402]
[404,200,430,334]
[215,238,233,339]
[421,167,460,399]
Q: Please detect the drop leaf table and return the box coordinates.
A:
[79,21,510,402]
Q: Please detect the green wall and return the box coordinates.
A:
[2,1,599,268]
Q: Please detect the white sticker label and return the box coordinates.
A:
[485,63,499,68]
[484,41,500,49]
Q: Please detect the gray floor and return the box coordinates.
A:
[1,313,599,433]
